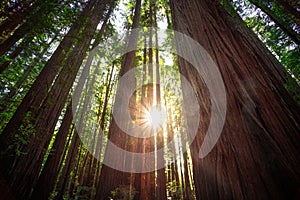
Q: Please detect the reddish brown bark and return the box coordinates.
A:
[0,0,98,157]
[0,0,61,55]
[96,0,141,199]
[30,50,95,200]
[0,0,109,199]
[56,131,81,200]
[170,0,300,199]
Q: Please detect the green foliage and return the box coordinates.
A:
[166,182,183,199]
[74,186,95,200]
[5,112,35,156]
[109,185,137,200]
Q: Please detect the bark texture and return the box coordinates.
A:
[96,0,142,198]
[0,0,110,199]
[170,0,300,199]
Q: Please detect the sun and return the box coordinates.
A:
[146,105,166,131]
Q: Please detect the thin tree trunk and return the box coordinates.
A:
[140,3,155,199]
[0,0,38,44]
[247,0,300,44]
[58,66,99,199]
[91,65,116,196]
[56,131,81,200]
[154,6,167,199]
[276,0,300,26]
[96,0,141,199]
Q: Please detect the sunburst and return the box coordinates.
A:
[145,105,166,131]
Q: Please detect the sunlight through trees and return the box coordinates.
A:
[0,0,299,199]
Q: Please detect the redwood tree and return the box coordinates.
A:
[170,0,300,199]
[96,0,142,198]
[0,0,112,198]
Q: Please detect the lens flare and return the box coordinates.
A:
[146,105,166,131]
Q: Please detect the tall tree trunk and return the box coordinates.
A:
[0,0,61,55]
[247,0,300,45]
[0,0,97,157]
[140,4,155,199]
[0,0,38,44]
[0,0,109,199]
[154,6,167,199]
[275,0,300,26]
[30,50,95,200]
[96,0,142,199]
[170,0,300,199]
[92,64,116,194]
[84,64,115,200]
[56,131,81,200]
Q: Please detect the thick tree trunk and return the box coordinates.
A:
[0,0,109,199]
[30,51,95,200]
[170,0,300,199]
[0,0,97,157]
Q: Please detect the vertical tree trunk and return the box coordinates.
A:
[91,64,115,197]
[0,0,97,157]
[0,0,110,199]
[56,131,81,200]
[140,4,155,199]
[30,50,95,200]
[96,0,141,199]
[170,0,300,199]
[154,6,167,199]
